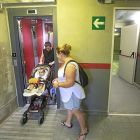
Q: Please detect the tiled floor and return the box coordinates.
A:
[0,105,140,140]
[110,75,140,114]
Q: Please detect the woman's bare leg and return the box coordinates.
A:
[61,109,73,127]
[71,109,87,140]
[66,109,73,126]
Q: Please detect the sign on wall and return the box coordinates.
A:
[92,17,105,30]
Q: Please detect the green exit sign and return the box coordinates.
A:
[92,17,105,30]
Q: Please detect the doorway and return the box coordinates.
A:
[17,16,54,87]
[7,6,60,108]
[109,9,140,115]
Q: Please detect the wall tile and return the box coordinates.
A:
[0,9,18,124]
[10,97,18,113]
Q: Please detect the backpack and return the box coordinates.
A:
[63,60,88,88]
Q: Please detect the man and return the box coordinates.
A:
[39,42,55,66]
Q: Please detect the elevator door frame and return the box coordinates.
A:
[7,6,60,108]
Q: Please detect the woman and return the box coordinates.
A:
[53,44,89,140]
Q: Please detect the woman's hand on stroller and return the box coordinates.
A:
[52,78,59,88]
[52,78,58,84]
[53,81,59,88]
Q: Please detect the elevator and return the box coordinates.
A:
[7,6,59,108]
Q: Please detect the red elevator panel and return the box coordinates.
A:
[35,19,44,62]
[21,19,35,80]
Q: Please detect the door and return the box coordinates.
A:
[17,19,28,88]
[118,24,139,84]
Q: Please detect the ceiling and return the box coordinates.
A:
[115,10,140,34]
[115,10,140,24]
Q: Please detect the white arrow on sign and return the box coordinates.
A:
[93,18,105,28]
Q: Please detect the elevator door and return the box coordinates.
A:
[17,19,28,88]
[118,24,139,84]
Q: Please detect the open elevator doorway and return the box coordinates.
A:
[17,16,56,105]
[109,9,140,115]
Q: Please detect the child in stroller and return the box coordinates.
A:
[20,64,56,125]
[24,67,48,96]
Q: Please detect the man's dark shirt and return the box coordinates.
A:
[43,48,54,65]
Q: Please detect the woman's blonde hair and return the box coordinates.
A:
[56,44,71,55]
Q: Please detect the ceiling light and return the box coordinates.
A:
[131,12,140,25]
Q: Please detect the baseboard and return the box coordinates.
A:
[134,82,140,90]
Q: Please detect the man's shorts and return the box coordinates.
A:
[64,92,82,110]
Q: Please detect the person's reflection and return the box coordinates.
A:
[39,42,55,66]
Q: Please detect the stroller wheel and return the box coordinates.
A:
[20,116,28,125]
[38,116,44,125]
[52,93,57,105]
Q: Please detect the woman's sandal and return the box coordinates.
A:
[77,129,89,140]
[60,121,73,128]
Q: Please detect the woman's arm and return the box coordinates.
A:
[53,64,76,88]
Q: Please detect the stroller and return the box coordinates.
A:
[20,64,56,125]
